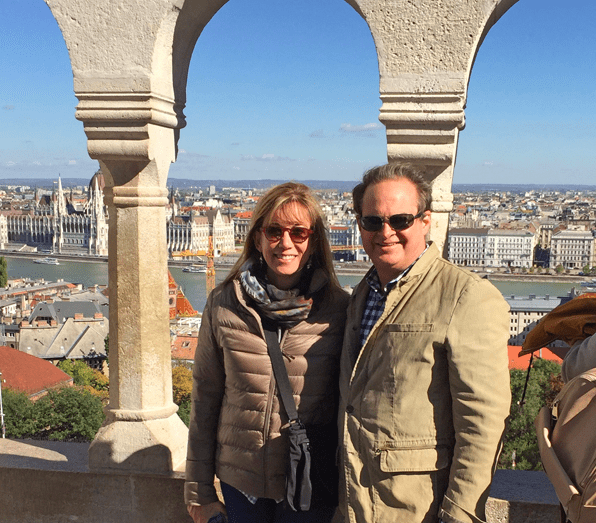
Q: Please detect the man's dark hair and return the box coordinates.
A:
[353,163,432,216]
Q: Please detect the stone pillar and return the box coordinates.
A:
[379,89,465,254]
[77,91,188,475]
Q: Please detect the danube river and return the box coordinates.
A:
[5,256,581,314]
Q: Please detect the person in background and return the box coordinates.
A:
[185,182,349,523]
[561,333,596,382]
[338,163,511,523]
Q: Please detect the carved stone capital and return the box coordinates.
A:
[75,90,184,162]
[380,92,465,166]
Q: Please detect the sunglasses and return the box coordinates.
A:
[261,225,314,243]
[359,211,425,232]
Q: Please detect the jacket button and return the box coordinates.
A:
[346,405,354,414]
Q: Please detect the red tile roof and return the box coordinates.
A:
[0,346,73,397]
[171,336,198,361]
[507,345,563,370]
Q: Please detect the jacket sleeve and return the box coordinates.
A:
[439,279,511,523]
[562,333,596,383]
[184,290,226,506]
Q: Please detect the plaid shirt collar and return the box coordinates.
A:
[358,245,428,350]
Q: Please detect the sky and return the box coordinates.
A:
[1,0,595,186]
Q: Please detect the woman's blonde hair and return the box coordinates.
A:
[224,182,340,289]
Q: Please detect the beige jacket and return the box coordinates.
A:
[338,244,511,523]
[185,272,349,505]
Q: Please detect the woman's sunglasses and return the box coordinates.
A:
[261,225,314,243]
[359,211,425,232]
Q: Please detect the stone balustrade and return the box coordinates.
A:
[0,439,561,523]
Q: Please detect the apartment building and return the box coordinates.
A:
[446,228,488,267]
[549,229,595,270]
[505,292,574,347]
[447,228,534,268]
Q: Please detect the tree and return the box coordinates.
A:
[3,386,105,441]
[57,360,109,402]
[33,386,105,441]
[499,358,562,470]
[172,365,193,426]
[555,264,565,274]
[0,256,7,288]
[583,264,591,275]
[2,389,38,438]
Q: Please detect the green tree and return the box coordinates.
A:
[0,256,7,288]
[499,358,561,470]
[58,359,98,387]
[172,365,193,426]
[583,264,591,275]
[555,264,565,274]
[33,386,105,441]
[2,389,38,438]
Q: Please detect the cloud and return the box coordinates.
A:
[230,142,240,146]
[240,154,295,162]
[6,161,17,166]
[3,105,15,110]
[309,129,325,139]
[33,161,41,166]
[339,123,384,134]
[483,161,495,167]
[233,166,240,170]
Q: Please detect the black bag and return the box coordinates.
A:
[285,420,312,511]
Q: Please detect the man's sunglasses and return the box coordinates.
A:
[261,225,314,243]
[359,211,425,232]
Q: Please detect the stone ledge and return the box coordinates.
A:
[0,440,561,523]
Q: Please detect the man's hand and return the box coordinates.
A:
[187,501,227,523]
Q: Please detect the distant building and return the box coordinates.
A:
[485,229,534,269]
[504,292,575,346]
[447,228,534,268]
[166,207,234,256]
[18,303,108,368]
[0,345,74,399]
[2,173,108,255]
[446,228,488,267]
[328,220,364,261]
[549,229,595,270]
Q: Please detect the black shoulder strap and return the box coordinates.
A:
[263,325,299,422]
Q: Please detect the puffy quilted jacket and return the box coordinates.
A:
[185,272,349,505]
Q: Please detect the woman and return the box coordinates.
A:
[185,182,349,523]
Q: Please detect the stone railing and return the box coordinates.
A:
[0,439,560,523]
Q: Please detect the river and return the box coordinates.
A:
[4,256,581,314]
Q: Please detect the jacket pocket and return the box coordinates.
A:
[379,446,451,473]
[386,323,434,332]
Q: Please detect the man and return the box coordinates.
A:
[338,163,511,523]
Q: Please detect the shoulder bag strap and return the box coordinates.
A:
[263,325,299,422]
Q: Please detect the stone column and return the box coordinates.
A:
[77,90,188,475]
[379,89,465,254]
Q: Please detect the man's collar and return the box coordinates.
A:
[366,243,429,295]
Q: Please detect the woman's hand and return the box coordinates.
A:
[187,501,227,523]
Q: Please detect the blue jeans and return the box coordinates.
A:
[220,482,336,523]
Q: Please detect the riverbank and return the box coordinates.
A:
[3,250,591,286]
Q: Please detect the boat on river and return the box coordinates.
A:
[183,264,207,273]
[34,257,60,265]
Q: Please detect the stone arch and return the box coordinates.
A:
[37,0,525,476]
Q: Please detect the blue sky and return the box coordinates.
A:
[1,0,595,185]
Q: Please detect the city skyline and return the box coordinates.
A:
[1,0,595,185]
